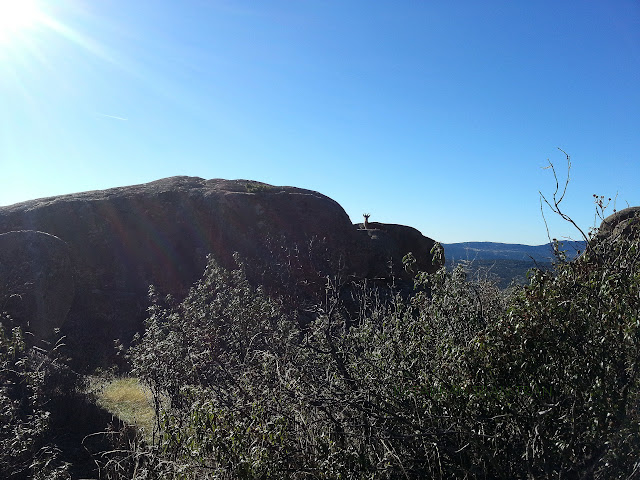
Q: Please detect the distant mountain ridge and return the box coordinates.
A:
[441,241,587,288]
[443,241,586,264]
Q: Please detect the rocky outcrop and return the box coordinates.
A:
[596,206,640,241]
[0,231,74,340]
[0,177,440,369]
[354,221,440,279]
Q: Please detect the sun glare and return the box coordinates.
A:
[0,0,43,45]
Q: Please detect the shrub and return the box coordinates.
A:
[128,227,640,478]
[0,316,78,480]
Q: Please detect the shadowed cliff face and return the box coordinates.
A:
[353,221,440,279]
[0,231,74,341]
[0,177,440,369]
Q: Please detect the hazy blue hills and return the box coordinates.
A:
[442,241,587,288]
[443,240,586,263]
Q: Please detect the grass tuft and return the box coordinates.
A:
[93,377,156,438]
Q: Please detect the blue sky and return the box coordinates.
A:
[1,0,638,244]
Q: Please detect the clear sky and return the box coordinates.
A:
[1,0,638,244]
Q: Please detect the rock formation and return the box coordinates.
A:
[354,220,440,279]
[596,206,640,241]
[0,231,74,341]
[0,177,440,369]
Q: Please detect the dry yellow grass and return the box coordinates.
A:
[93,377,156,438]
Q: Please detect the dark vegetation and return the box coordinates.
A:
[1,160,639,478]
[0,314,120,479]
[0,320,71,479]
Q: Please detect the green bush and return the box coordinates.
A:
[0,317,78,480]
[127,228,640,478]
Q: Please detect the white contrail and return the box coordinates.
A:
[97,113,128,121]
